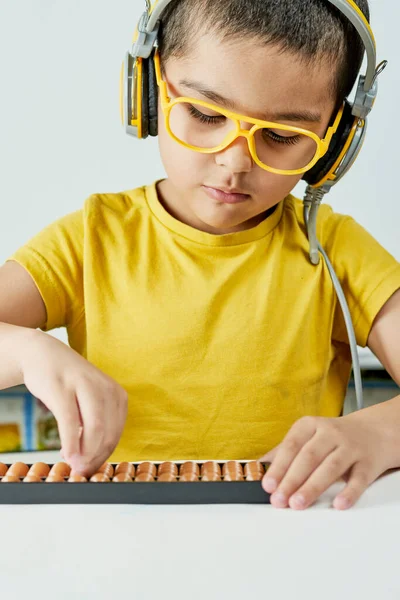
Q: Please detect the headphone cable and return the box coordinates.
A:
[303,186,364,411]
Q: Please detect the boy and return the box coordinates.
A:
[1,0,399,511]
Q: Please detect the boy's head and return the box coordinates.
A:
[154,0,370,235]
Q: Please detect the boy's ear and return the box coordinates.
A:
[303,101,358,187]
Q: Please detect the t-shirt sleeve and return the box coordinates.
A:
[7,210,84,332]
[321,210,400,347]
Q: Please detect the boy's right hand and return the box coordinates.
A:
[20,330,128,477]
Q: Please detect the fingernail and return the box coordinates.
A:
[334,496,351,510]
[271,492,287,508]
[263,477,278,493]
[291,494,306,509]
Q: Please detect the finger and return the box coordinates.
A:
[270,432,337,508]
[50,391,81,465]
[116,387,128,435]
[259,444,281,464]
[288,448,353,510]
[333,462,377,510]
[102,386,128,458]
[74,387,109,476]
[77,385,126,477]
[262,417,318,494]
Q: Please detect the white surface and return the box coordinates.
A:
[0,451,400,599]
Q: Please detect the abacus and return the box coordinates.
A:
[0,460,271,504]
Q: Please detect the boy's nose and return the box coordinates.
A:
[215,135,253,173]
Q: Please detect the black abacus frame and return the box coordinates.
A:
[0,462,271,505]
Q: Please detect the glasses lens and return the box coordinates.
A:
[253,128,318,171]
[167,102,319,172]
[168,102,236,150]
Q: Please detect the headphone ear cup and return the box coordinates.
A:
[303,101,355,186]
[147,52,159,137]
[140,59,150,139]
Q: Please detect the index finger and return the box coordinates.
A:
[50,390,81,466]
[74,386,125,477]
[262,417,317,493]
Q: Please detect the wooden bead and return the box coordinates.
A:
[223,472,244,481]
[7,462,29,477]
[28,462,50,478]
[245,472,263,481]
[179,462,200,476]
[112,473,133,483]
[49,462,71,478]
[135,472,155,482]
[115,462,136,477]
[158,462,178,477]
[244,461,265,478]
[90,473,110,483]
[200,462,221,476]
[98,463,114,478]
[68,475,87,482]
[136,462,156,477]
[23,475,41,483]
[46,474,65,482]
[1,475,20,482]
[157,472,177,482]
[179,472,199,482]
[222,461,243,477]
[201,472,221,482]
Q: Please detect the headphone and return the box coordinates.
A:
[120,0,386,191]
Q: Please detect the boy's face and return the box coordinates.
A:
[157,33,337,235]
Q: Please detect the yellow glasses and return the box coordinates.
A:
[153,51,344,176]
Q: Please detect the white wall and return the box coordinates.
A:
[0,0,397,367]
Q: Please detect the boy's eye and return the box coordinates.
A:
[187,104,226,125]
[262,129,302,146]
[184,104,304,147]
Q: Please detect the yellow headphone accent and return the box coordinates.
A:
[345,0,375,44]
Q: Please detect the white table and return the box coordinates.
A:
[0,451,399,600]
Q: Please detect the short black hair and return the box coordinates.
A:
[158,0,370,108]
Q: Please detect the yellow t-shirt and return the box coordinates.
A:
[9,181,400,461]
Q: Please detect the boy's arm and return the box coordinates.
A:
[0,261,47,328]
[358,286,400,467]
[0,261,47,389]
[0,260,128,475]
[367,287,400,384]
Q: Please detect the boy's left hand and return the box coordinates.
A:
[259,412,393,510]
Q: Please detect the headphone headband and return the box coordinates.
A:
[147,0,171,32]
[136,0,382,119]
[328,0,376,90]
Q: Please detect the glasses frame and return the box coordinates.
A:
[153,50,344,176]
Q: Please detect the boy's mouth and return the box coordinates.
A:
[202,185,251,205]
